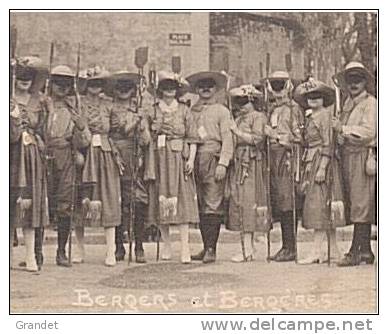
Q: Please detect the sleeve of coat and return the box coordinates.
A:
[218,105,234,167]
[184,107,200,144]
[250,112,267,146]
[342,97,376,146]
[318,108,332,157]
[72,103,91,149]
[10,115,23,144]
[139,114,151,147]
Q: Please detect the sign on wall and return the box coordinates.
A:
[169,33,191,46]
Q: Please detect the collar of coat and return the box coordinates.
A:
[158,99,179,113]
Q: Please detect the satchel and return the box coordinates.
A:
[365,148,377,176]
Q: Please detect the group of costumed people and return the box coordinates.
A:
[10,55,376,273]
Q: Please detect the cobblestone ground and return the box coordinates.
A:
[10,228,377,314]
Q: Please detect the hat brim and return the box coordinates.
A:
[12,64,49,94]
[146,79,190,97]
[335,66,375,92]
[294,83,335,109]
[104,72,142,98]
[186,71,227,94]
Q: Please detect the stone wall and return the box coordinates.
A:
[10,12,209,77]
[210,12,305,86]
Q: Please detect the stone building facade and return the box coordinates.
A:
[11,12,308,86]
[10,12,210,77]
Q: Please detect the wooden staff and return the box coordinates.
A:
[264,53,272,262]
[128,47,148,264]
[148,64,160,261]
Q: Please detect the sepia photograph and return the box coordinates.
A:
[9,10,377,315]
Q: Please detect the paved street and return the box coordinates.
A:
[10,227,377,314]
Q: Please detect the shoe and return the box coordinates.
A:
[268,247,286,261]
[298,256,320,265]
[135,250,147,264]
[271,248,296,262]
[72,256,85,264]
[161,244,172,261]
[231,253,254,263]
[191,249,206,261]
[181,250,191,264]
[18,262,26,267]
[25,258,38,272]
[56,249,71,267]
[36,253,44,270]
[19,254,44,269]
[360,250,375,264]
[202,248,216,264]
[115,246,126,262]
[337,252,361,267]
[105,255,116,267]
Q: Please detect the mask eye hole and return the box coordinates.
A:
[270,80,286,92]
[232,96,249,107]
[345,74,365,85]
[306,93,322,100]
[197,79,216,90]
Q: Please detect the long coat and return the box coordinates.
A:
[10,94,49,229]
[268,101,303,220]
[148,100,199,225]
[44,96,89,223]
[301,107,345,230]
[77,95,122,228]
[226,109,271,233]
[339,91,376,224]
[109,99,151,226]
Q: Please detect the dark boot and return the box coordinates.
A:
[56,218,71,267]
[115,225,126,261]
[359,224,375,264]
[338,223,362,267]
[346,223,361,255]
[191,249,206,261]
[191,216,208,261]
[202,215,221,264]
[13,228,18,247]
[337,251,361,267]
[203,248,216,264]
[134,213,146,264]
[271,212,296,262]
[35,228,44,270]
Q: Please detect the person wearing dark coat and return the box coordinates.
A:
[107,71,151,264]
[41,65,90,267]
[332,62,377,267]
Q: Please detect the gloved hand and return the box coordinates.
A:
[215,165,227,181]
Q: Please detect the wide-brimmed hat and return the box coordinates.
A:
[104,71,143,97]
[335,61,375,88]
[51,65,75,78]
[148,70,189,96]
[12,56,48,94]
[85,66,110,81]
[186,71,227,93]
[47,65,77,96]
[79,66,110,95]
[268,71,290,81]
[229,84,263,99]
[294,78,335,109]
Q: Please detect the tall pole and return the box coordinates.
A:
[265,53,272,262]
[129,47,148,265]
